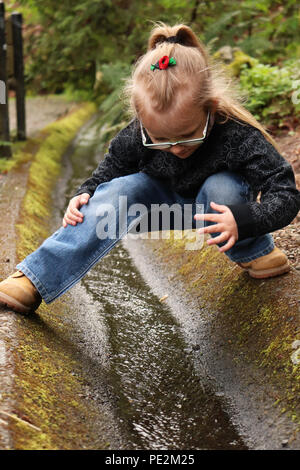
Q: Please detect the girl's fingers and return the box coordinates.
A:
[66,211,76,221]
[70,205,83,216]
[198,223,223,234]
[69,206,84,221]
[80,195,90,205]
[194,213,221,223]
[64,215,77,226]
[70,199,84,213]
[63,194,90,227]
[207,231,229,245]
[210,201,227,212]
[194,202,229,221]
[218,236,236,253]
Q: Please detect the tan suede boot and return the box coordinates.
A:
[0,271,42,314]
[236,246,290,279]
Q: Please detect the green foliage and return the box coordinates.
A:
[100,62,132,92]
[95,62,132,142]
[4,1,300,129]
[12,0,299,96]
[238,58,300,126]
[202,0,300,63]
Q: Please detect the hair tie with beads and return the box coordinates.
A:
[151,55,177,71]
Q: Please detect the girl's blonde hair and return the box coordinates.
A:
[124,22,280,150]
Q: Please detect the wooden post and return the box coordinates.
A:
[11,11,26,140]
[0,1,11,157]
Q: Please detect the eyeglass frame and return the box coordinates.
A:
[140,110,210,150]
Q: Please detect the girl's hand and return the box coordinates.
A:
[62,193,91,228]
[194,201,238,252]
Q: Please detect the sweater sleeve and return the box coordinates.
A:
[225,126,300,241]
[73,119,142,198]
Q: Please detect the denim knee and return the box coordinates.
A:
[197,171,252,209]
[92,172,165,208]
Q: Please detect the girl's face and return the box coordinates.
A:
[140,98,215,159]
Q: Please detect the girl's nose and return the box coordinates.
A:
[169,145,186,156]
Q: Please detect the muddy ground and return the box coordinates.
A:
[273,129,300,269]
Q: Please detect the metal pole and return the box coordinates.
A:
[11,11,25,140]
[0,1,11,157]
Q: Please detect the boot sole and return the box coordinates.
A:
[0,292,34,314]
[237,261,291,279]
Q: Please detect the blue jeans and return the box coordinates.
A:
[16,171,274,304]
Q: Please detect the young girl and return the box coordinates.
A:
[0,23,299,314]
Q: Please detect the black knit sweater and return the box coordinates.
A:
[73,116,300,242]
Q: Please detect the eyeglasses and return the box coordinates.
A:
[140,110,210,150]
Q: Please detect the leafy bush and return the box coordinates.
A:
[238,59,300,127]
[98,61,131,121]
[95,62,132,143]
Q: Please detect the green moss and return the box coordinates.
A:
[16,102,97,259]
[0,144,32,173]
[11,298,104,450]
[0,132,48,173]
[227,50,258,77]
[6,101,109,449]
